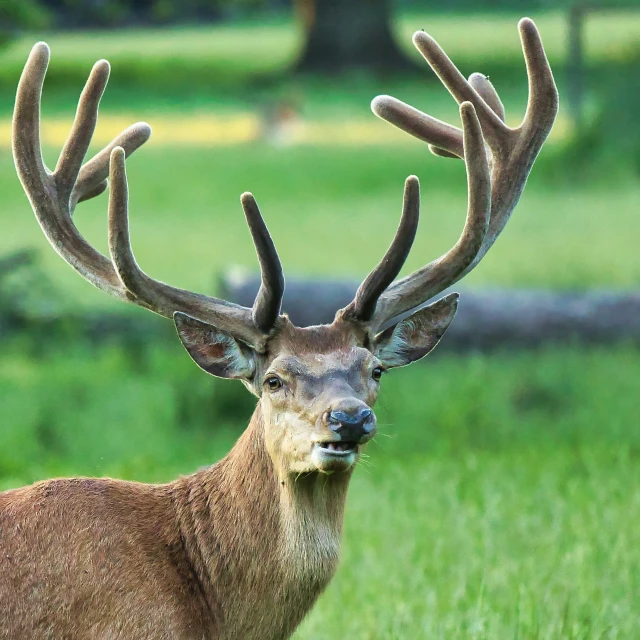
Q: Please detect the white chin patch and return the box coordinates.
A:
[311,444,357,474]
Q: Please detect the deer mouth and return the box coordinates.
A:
[316,441,358,456]
[312,441,359,473]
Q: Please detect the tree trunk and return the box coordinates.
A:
[295,0,410,73]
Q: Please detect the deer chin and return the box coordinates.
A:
[311,442,358,474]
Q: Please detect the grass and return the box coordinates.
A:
[2,9,639,76]
[1,144,639,318]
[0,9,639,117]
[2,11,640,638]
[299,347,640,638]
[1,340,639,637]
[1,138,639,637]
[400,10,640,68]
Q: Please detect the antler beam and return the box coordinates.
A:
[342,18,558,331]
[13,43,284,350]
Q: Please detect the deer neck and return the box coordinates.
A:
[173,403,352,639]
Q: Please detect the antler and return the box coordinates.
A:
[340,18,558,331]
[13,42,284,350]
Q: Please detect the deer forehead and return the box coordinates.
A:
[267,349,373,379]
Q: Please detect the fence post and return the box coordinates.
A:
[567,4,586,130]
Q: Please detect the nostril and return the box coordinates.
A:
[329,410,348,426]
[327,412,342,432]
[328,408,372,429]
[362,415,375,434]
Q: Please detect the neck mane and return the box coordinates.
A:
[171,402,353,640]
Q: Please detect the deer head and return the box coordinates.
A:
[12,19,558,482]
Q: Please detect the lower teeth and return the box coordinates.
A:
[325,443,353,452]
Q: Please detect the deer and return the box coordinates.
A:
[1,18,557,640]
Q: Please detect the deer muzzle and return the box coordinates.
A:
[311,402,377,473]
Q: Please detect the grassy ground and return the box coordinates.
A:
[2,9,639,82]
[1,144,638,316]
[1,341,639,637]
[2,141,639,636]
[2,11,640,639]
[1,9,639,118]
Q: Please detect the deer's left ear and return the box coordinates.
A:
[373,293,458,368]
[174,312,256,380]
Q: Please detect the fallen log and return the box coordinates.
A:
[219,271,640,351]
[4,258,640,352]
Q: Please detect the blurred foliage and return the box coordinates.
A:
[403,0,640,10]
[0,250,65,323]
[0,0,50,48]
[31,0,640,29]
[545,49,640,185]
[39,0,266,27]
[564,51,640,179]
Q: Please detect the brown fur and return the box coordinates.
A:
[0,322,377,640]
[0,309,455,639]
[0,404,350,640]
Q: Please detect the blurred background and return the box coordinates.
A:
[1,0,639,637]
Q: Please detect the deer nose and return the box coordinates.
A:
[325,405,375,442]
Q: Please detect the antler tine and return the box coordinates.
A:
[240,193,285,332]
[339,175,420,323]
[54,59,110,203]
[369,103,490,328]
[13,42,128,300]
[468,73,505,122]
[518,18,558,146]
[372,96,464,158]
[74,123,153,206]
[422,73,505,160]
[363,18,557,328]
[12,42,48,180]
[107,148,266,348]
[14,43,282,351]
[412,30,508,147]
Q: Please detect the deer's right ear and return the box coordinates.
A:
[174,313,256,380]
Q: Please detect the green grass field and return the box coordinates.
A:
[1,341,639,637]
[2,9,640,82]
[0,8,639,117]
[1,10,640,638]
[1,144,639,313]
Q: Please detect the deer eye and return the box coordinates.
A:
[264,375,283,391]
[372,366,384,381]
